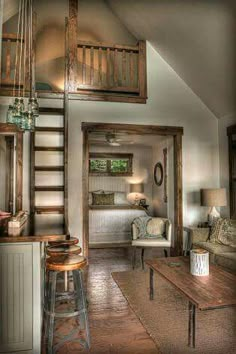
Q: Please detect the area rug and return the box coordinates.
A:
[112,270,236,354]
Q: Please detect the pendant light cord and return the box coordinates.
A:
[18,0,25,99]
[13,0,22,98]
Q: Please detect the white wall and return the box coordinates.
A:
[0,42,220,247]
[219,114,236,217]
[89,144,153,209]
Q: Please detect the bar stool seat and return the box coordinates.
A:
[48,236,79,247]
[47,245,82,257]
[44,255,90,353]
[46,254,86,271]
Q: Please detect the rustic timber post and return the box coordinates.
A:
[173,133,183,256]
[82,128,89,258]
[68,0,78,92]
[138,40,147,99]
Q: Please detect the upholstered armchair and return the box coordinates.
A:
[132,217,172,269]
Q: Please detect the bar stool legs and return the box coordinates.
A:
[73,269,90,348]
[44,268,90,353]
[47,271,58,353]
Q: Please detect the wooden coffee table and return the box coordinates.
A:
[145,256,236,348]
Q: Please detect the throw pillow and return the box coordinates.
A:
[217,219,236,248]
[146,218,166,236]
[92,192,114,206]
[209,218,223,243]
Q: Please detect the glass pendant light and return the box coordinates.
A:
[6,0,38,131]
[6,105,15,124]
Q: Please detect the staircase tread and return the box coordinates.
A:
[34,146,64,151]
[35,185,64,191]
[34,205,64,214]
[39,107,64,115]
[35,127,64,132]
[35,166,64,171]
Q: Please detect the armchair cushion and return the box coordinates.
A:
[132,217,172,243]
[132,237,171,247]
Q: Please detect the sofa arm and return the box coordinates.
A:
[189,227,210,244]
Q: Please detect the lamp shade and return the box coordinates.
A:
[200,188,227,207]
[130,183,144,194]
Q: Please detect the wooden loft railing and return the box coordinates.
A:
[1,33,24,88]
[75,40,147,102]
[1,24,147,103]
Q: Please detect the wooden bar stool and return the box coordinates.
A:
[48,236,79,247]
[46,245,82,257]
[44,255,90,353]
[46,239,80,292]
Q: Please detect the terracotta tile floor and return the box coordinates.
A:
[43,248,159,353]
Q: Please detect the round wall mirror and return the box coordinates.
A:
[154,162,163,186]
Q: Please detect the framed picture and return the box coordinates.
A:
[139,198,147,206]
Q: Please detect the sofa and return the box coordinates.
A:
[190,218,236,273]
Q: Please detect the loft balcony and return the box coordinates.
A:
[0,31,147,104]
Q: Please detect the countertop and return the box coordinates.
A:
[0,217,67,243]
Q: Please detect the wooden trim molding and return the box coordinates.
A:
[227,124,236,219]
[82,129,89,259]
[173,134,183,256]
[82,122,184,258]
[0,123,23,212]
[82,122,183,136]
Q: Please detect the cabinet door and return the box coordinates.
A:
[0,244,33,352]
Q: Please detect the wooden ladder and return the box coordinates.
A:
[30,104,68,234]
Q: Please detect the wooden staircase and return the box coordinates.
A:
[30,104,68,234]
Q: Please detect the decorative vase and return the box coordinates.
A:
[190,249,209,276]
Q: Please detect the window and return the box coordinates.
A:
[89,153,133,176]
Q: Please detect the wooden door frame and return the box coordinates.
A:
[0,123,23,212]
[82,122,183,258]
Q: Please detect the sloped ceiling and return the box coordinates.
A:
[107,0,236,119]
[3,0,236,119]
[2,0,18,23]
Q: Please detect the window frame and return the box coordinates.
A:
[89,153,133,176]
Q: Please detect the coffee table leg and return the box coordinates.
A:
[150,268,154,300]
[188,301,196,348]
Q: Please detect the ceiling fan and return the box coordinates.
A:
[90,132,134,146]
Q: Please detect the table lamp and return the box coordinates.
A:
[200,188,227,226]
[130,183,144,205]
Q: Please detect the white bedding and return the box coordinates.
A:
[89,207,147,245]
